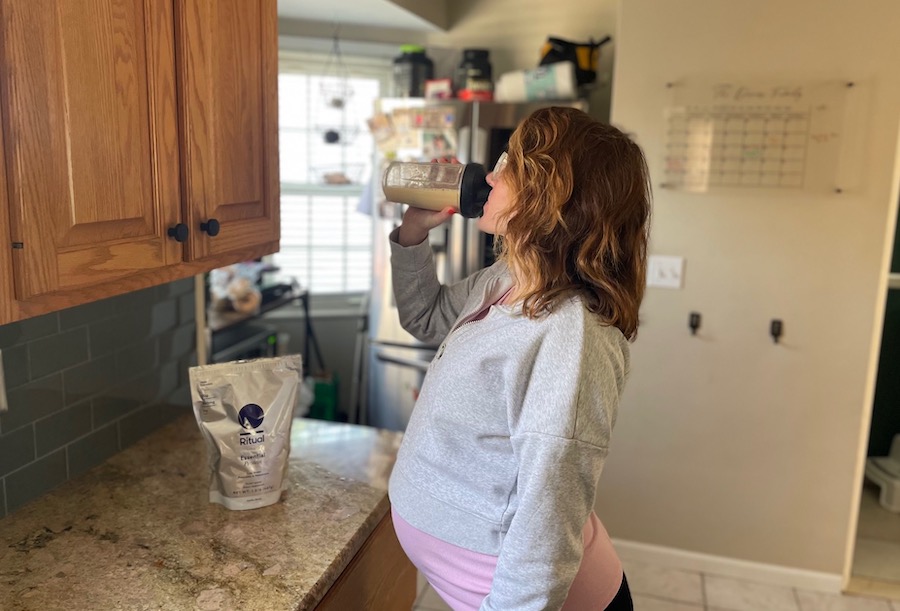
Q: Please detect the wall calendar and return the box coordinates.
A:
[662,80,851,193]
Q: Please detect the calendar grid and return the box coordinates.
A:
[664,106,812,190]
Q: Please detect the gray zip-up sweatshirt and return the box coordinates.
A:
[387,229,630,610]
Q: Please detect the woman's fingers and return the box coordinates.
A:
[403,205,456,229]
[398,205,456,245]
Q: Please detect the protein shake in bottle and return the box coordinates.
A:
[382,161,491,218]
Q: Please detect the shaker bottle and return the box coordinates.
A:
[382,161,491,219]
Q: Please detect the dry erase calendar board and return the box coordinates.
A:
[661,80,852,193]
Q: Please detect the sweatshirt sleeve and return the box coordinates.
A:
[389,227,491,345]
[480,312,625,611]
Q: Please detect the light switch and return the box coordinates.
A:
[647,255,685,289]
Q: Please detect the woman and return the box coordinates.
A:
[387,107,651,610]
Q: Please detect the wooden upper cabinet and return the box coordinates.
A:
[0,0,280,322]
[0,0,182,299]
[175,0,280,261]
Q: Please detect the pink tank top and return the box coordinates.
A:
[392,508,623,610]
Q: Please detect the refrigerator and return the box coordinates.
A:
[364,99,587,431]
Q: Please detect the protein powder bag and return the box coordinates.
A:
[189,355,302,510]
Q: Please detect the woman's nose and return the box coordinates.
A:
[486,172,496,187]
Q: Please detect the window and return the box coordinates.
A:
[276,52,390,293]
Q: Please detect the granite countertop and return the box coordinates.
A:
[0,416,403,611]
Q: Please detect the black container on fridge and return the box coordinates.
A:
[393,45,434,97]
[455,49,492,92]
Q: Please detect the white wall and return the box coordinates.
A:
[602,0,900,575]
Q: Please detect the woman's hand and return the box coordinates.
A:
[396,157,460,247]
[398,206,454,246]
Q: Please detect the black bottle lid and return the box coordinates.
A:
[459,163,491,218]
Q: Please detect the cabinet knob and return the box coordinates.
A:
[200,218,221,237]
[167,223,189,243]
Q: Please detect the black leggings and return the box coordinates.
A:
[604,573,633,610]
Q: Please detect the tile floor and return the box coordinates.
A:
[410,559,900,611]
[853,483,900,584]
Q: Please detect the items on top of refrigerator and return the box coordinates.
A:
[493,34,611,103]
[538,35,611,94]
[387,38,612,104]
[455,49,494,101]
[393,45,434,97]
[494,62,578,103]
[425,78,454,100]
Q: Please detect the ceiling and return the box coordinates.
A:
[277,0,440,31]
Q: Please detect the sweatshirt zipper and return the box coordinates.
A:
[436,282,513,360]
[437,311,499,359]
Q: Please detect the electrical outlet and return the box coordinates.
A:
[647,255,685,289]
[0,349,7,412]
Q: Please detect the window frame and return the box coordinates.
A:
[275,49,391,297]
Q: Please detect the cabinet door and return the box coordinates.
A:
[176,0,280,261]
[0,0,182,299]
[315,513,417,611]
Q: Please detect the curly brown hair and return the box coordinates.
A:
[496,107,651,340]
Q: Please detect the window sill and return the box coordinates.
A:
[263,293,368,320]
[264,305,364,320]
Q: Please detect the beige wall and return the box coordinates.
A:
[277,0,900,576]
[278,18,427,49]
[387,0,450,30]
[601,0,900,575]
[426,0,618,121]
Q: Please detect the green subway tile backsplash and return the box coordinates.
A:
[58,297,116,331]
[2,344,29,390]
[157,278,194,300]
[0,312,58,350]
[28,328,89,380]
[114,339,159,380]
[5,450,67,513]
[119,404,167,449]
[35,401,92,457]
[1,374,65,433]
[63,355,118,405]
[178,291,196,324]
[149,301,178,336]
[67,424,119,479]
[0,426,36,478]
[113,285,160,314]
[88,311,152,357]
[91,391,142,428]
[159,325,194,362]
[0,280,195,517]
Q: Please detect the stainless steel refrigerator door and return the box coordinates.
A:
[366,99,588,429]
[366,203,440,430]
[367,341,436,430]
